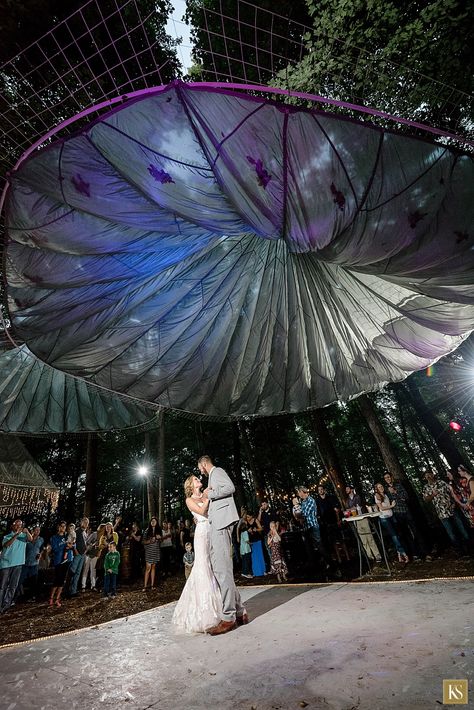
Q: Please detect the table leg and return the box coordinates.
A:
[372,518,391,577]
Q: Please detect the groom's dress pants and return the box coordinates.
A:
[210,523,244,621]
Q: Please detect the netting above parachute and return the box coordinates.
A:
[4,82,474,419]
[1,1,474,422]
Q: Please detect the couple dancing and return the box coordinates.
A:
[172,455,248,635]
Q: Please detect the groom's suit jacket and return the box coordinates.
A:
[207,466,239,530]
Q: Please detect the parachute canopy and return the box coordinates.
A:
[5,82,474,419]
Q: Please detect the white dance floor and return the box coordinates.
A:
[1,580,472,709]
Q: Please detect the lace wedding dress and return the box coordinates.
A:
[171,507,222,633]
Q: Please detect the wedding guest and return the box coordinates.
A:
[81,526,99,591]
[239,522,253,579]
[38,543,52,592]
[18,525,44,601]
[383,473,427,561]
[423,470,469,554]
[316,485,348,563]
[180,519,192,551]
[0,519,32,613]
[68,517,88,596]
[292,496,304,526]
[49,521,74,608]
[457,465,474,530]
[258,500,272,570]
[160,521,174,577]
[267,521,288,583]
[183,542,194,579]
[246,513,266,577]
[102,541,120,598]
[128,522,143,582]
[143,516,162,590]
[374,483,409,563]
[113,515,125,551]
[97,522,117,591]
[345,485,381,563]
[65,523,76,557]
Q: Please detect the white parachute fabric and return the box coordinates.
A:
[0,345,158,433]
[5,83,474,418]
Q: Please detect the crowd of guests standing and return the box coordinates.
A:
[0,514,207,614]
[0,464,473,615]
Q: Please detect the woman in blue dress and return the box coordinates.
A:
[246,513,266,577]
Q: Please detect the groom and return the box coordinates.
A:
[198,455,248,635]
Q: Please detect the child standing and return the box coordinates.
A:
[64,523,76,560]
[267,521,288,583]
[183,542,194,579]
[103,542,120,598]
[239,522,253,579]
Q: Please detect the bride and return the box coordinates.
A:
[171,474,222,633]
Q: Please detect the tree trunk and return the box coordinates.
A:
[143,432,155,519]
[310,409,346,504]
[231,422,246,511]
[357,394,407,481]
[392,386,424,479]
[406,378,467,469]
[65,437,85,522]
[83,434,98,519]
[239,422,266,504]
[358,393,429,527]
[156,412,165,524]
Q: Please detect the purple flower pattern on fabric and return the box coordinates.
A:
[71,174,90,197]
[408,210,427,229]
[148,164,175,184]
[330,183,345,211]
[246,156,272,189]
[454,230,469,244]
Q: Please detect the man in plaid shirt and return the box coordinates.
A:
[297,487,321,543]
[296,486,337,579]
[383,472,430,561]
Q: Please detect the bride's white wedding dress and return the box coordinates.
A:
[171,506,222,633]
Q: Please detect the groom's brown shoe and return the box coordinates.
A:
[207,620,237,636]
[236,612,249,626]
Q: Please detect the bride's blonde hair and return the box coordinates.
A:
[184,474,195,498]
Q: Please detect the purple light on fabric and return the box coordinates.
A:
[71,174,90,197]
[330,183,345,211]
[2,80,473,220]
[148,164,175,184]
[246,156,272,189]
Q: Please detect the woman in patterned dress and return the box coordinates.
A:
[458,465,474,528]
[143,517,162,591]
[267,521,288,582]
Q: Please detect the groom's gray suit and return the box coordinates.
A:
[207,465,244,622]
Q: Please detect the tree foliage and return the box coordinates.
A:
[277,0,473,135]
[184,0,311,83]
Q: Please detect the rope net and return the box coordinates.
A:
[0,0,473,429]
[1,0,473,192]
[0,0,180,190]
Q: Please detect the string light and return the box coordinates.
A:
[0,483,59,517]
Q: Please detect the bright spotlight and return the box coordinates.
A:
[137,465,148,476]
